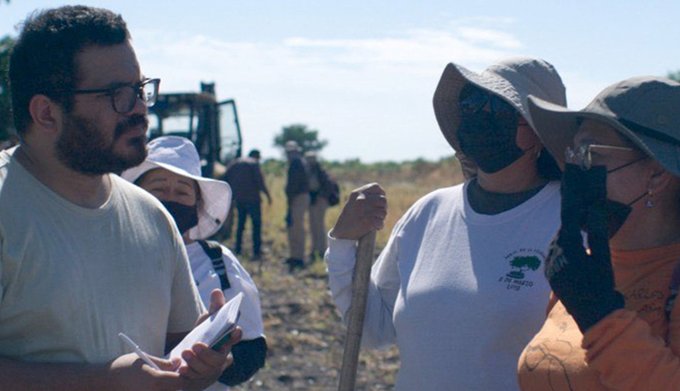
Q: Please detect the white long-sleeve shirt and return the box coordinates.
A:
[185,242,265,391]
[326,181,560,390]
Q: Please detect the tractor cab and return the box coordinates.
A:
[148,82,242,178]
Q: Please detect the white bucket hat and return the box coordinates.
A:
[528,76,680,177]
[432,56,567,154]
[121,136,232,240]
[285,140,301,152]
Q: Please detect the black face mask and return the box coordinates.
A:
[161,200,199,234]
[564,164,641,239]
[603,187,649,238]
[457,110,523,174]
[603,198,632,239]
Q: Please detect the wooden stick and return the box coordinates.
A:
[338,230,377,391]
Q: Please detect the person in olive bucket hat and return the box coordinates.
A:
[518,76,680,390]
[324,57,568,390]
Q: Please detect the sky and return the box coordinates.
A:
[2,1,680,162]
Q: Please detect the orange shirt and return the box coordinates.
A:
[518,243,680,390]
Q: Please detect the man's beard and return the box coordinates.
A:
[56,113,148,175]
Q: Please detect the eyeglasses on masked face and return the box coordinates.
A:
[458,84,518,125]
[68,78,161,114]
[565,144,648,173]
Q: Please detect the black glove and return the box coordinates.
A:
[219,337,267,386]
[545,164,624,333]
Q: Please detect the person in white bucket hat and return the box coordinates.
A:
[122,136,231,241]
[325,57,567,390]
[123,136,266,390]
[518,76,680,390]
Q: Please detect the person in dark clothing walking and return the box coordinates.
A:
[305,151,334,261]
[224,149,271,259]
[284,141,310,271]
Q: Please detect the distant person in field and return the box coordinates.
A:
[325,57,567,390]
[0,5,239,390]
[123,136,267,390]
[224,149,272,260]
[284,140,310,272]
[305,151,337,261]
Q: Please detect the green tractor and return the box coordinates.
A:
[148,82,243,178]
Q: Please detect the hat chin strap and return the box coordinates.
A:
[619,118,680,147]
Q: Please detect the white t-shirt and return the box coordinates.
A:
[0,149,204,362]
[326,181,561,390]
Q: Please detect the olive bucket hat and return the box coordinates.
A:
[528,76,680,177]
[121,136,232,240]
[432,56,567,153]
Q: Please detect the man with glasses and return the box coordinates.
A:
[0,6,238,390]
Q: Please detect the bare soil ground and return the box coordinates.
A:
[225,241,399,391]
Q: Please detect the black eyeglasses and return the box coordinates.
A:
[69,78,160,114]
[458,85,518,124]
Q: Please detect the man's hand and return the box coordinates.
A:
[177,331,241,391]
[108,352,183,391]
[330,183,387,240]
[177,289,242,390]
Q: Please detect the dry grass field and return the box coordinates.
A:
[221,156,464,390]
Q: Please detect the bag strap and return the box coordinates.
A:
[197,240,231,290]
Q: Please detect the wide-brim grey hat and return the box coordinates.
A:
[121,136,232,240]
[433,56,567,154]
[528,76,680,177]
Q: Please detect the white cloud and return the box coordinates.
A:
[456,27,522,49]
[133,20,531,162]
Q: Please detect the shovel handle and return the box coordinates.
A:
[338,230,377,391]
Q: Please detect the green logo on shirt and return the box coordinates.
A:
[498,249,545,291]
[506,255,541,279]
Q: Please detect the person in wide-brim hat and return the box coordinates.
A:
[122,136,231,240]
[528,76,680,176]
[518,76,680,390]
[433,56,566,179]
[324,57,571,390]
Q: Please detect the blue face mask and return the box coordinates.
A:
[161,200,198,234]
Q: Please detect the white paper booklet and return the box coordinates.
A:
[169,292,243,361]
